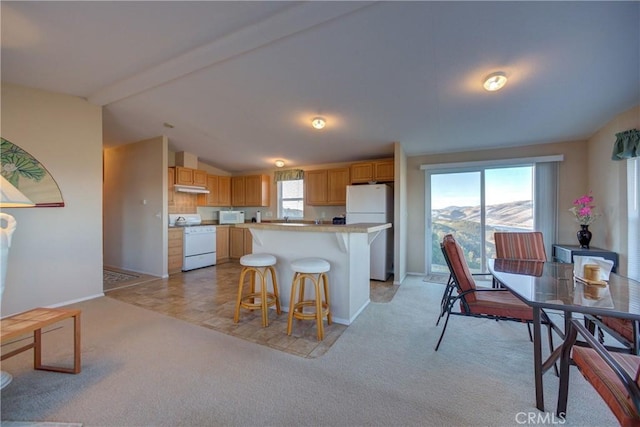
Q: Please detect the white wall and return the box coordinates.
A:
[1,83,103,316]
[104,137,168,277]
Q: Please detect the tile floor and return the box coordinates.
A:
[106,262,398,358]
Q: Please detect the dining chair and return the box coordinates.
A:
[585,315,640,355]
[493,231,547,288]
[558,318,640,425]
[435,234,555,353]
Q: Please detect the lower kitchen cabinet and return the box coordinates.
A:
[168,228,183,274]
[230,227,252,259]
[216,226,230,263]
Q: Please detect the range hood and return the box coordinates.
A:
[174,184,209,194]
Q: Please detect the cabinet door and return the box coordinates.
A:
[193,169,207,186]
[245,175,270,207]
[218,176,232,206]
[231,177,246,206]
[229,227,245,259]
[327,168,350,205]
[168,228,183,273]
[306,170,328,205]
[216,226,230,262]
[243,228,253,255]
[197,174,218,206]
[168,167,175,206]
[175,166,194,185]
[374,160,394,182]
[350,163,373,184]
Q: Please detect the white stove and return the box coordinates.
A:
[169,214,202,226]
[169,214,216,271]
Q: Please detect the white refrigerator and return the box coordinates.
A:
[346,184,393,281]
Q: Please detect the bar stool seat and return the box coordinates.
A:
[287,258,332,341]
[234,253,281,327]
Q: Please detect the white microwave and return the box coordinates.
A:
[219,210,245,224]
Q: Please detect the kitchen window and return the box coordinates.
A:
[277,179,304,219]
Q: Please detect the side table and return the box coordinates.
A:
[552,244,618,273]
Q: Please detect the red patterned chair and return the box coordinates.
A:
[558,319,640,425]
[494,231,547,261]
[435,234,555,352]
[493,231,547,289]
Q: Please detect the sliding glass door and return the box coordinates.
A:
[428,165,533,274]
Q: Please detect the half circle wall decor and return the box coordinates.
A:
[0,138,64,207]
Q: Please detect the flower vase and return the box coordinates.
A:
[577,225,592,249]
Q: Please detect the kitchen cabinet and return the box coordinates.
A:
[175,166,207,186]
[230,227,252,259]
[350,158,394,184]
[198,174,232,207]
[168,228,183,274]
[216,226,230,264]
[168,167,175,206]
[306,167,349,205]
[231,175,270,207]
[218,176,231,206]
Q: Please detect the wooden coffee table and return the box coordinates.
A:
[1,307,81,374]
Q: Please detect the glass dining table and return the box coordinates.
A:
[488,258,640,415]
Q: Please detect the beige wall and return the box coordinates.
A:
[405,140,588,274]
[1,83,103,315]
[104,137,168,276]
[393,142,408,284]
[587,105,640,276]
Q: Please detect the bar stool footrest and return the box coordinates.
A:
[291,301,330,320]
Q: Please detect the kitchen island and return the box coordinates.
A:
[235,222,392,325]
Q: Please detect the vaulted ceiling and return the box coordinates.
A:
[2,1,639,172]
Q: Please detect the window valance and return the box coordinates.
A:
[612,129,640,160]
[274,169,304,182]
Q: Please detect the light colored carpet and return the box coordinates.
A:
[0,276,617,426]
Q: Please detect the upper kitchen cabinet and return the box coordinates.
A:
[306,167,350,205]
[198,174,232,207]
[350,158,394,184]
[168,167,175,206]
[231,175,270,207]
[175,166,207,186]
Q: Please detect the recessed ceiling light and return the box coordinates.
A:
[311,117,326,130]
[274,160,285,168]
[483,72,508,92]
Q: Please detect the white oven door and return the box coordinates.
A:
[183,229,216,257]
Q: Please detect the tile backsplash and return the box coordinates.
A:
[169,192,197,214]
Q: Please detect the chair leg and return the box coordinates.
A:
[527,322,533,342]
[321,272,332,325]
[314,276,324,341]
[435,309,453,351]
[267,266,282,315]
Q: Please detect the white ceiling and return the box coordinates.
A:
[2,1,639,173]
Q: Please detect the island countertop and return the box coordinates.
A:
[234,222,391,233]
[238,221,392,325]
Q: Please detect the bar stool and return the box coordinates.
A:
[287,258,332,341]
[234,253,281,327]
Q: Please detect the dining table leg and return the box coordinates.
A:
[556,312,574,418]
[533,307,544,411]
